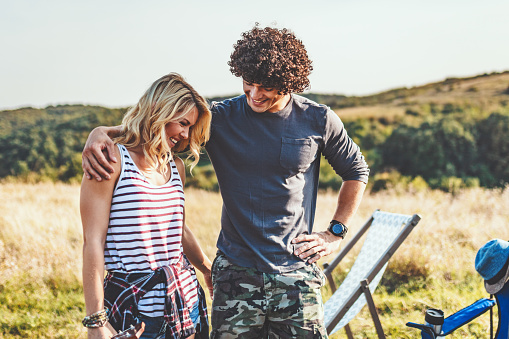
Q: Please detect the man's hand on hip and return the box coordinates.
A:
[292,231,342,264]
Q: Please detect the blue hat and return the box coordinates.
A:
[475,239,509,294]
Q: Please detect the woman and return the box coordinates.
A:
[81,73,213,339]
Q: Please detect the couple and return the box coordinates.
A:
[80,25,369,339]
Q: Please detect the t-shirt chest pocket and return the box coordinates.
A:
[280,137,317,173]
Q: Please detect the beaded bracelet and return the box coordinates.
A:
[82,307,109,328]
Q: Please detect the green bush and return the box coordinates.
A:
[318,157,343,190]
[2,100,509,191]
[369,171,429,193]
[382,116,478,179]
[185,164,219,191]
[477,113,509,186]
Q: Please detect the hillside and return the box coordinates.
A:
[180,71,509,123]
[1,71,509,190]
[333,71,509,120]
[3,71,507,127]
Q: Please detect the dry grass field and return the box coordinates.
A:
[1,182,508,338]
[336,105,408,122]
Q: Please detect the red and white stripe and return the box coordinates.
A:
[105,144,198,317]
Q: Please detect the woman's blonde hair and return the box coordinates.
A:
[114,73,211,172]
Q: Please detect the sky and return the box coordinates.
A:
[1,0,508,111]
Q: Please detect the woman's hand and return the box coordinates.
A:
[203,267,214,299]
[87,325,116,339]
[110,322,146,339]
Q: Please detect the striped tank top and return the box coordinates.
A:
[104,144,199,317]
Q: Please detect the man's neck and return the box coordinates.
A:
[266,94,291,113]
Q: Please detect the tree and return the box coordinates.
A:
[382,116,478,180]
[477,113,509,186]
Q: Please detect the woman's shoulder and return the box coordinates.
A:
[108,144,123,179]
[173,156,186,185]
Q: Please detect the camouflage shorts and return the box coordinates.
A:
[210,252,328,339]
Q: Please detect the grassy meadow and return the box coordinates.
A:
[0,183,508,338]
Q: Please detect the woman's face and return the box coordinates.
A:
[165,107,199,148]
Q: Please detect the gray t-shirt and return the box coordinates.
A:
[206,94,369,273]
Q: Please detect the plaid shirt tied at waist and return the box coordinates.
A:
[103,256,208,338]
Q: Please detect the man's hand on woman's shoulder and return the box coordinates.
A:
[82,126,120,181]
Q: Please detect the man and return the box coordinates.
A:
[82,26,369,338]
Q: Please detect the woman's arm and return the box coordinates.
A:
[82,126,123,181]
[182,224,213,298]
[81,148,121,338]
[174,157,214,298]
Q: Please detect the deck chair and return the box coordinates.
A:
[322,210,421,338]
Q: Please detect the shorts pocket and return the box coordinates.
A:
[280,138,316,173]
[211,253,243,284]
[310,264,327,287]
[211,253,224,285]
[211,253,221,274]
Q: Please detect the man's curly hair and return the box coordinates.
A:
[228,25,313,94]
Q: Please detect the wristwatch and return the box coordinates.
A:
[328,220,348,238]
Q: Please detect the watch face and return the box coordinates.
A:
[332,223,344,235]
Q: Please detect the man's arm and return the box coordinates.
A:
[292,180,366,264]
[292,107,369,264]
[82,126,122,181]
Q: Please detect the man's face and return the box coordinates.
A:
[243,80,290,113]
